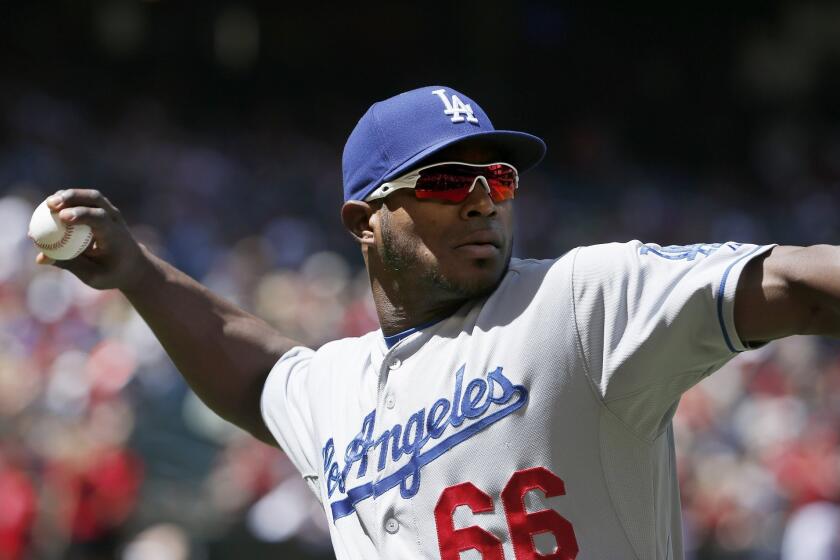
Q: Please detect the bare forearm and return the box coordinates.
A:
[788,245,840,337]
[737,245,840,342]
[122,245,300,442]
[36,190,297,443]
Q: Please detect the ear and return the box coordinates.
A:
[341,200,376,245]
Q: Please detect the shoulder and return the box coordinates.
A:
[492,250,606,298]
[311,329,381,365]
[575,240,759,265]
[507,250,580,277]
[574,240,643,262]
[499,255,572,293]
[271,330,380,378]
[572,240,728,276]
[266,331,380,406]
[481,253,581,316]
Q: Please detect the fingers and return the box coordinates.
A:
[54,206,115,255]
[49,190,119,235]
[46,188,121,219]
[35,252,55,266]
[35,252,70,271]
[36,251,75,269]
[35,251,101,283]
[57,206,108,227]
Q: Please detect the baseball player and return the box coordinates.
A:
[37,85,840,559]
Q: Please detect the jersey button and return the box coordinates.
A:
[389,358,402,370]
[385,395,395,409]
[384,518,399,534]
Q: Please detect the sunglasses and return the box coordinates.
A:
[365,161,519,203]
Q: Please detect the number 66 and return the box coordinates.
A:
[434,467,579,560]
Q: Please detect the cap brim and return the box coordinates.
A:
[380,130,547,185]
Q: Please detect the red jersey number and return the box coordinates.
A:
[435,467,579,560]
[434,481,504,560]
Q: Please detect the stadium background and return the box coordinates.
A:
[2,1,840,558]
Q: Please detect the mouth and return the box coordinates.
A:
[453,230,503,258]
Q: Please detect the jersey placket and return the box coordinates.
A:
[372,332,426,558]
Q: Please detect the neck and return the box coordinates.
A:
[369,275,465,336]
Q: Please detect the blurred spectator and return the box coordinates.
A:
[781,502,840,560]
[0,450,36,560]
[1,3,840,559]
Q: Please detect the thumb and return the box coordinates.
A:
[37,252,99,283]
[35,252,55,266]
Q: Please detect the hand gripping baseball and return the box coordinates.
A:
[35,189,150,292]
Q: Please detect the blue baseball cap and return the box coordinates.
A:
[342,85,547,202]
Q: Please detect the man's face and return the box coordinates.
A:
[371,145,515,300]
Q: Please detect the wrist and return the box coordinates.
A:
[119,244,162,297]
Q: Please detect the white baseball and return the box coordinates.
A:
[28,199,93,260]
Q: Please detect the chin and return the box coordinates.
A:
[434,254,510,299]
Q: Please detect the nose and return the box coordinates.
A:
[459,176,497,219]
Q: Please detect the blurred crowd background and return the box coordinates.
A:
[2,1,840,559]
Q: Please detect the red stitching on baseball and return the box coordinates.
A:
[34,224,75,250]
[69,229,94,258]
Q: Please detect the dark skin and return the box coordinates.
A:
[34,143,840,442]
[341,143,515,335]
[35,191,294,444]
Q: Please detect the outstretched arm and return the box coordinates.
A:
[38,189,301,444]
[735,245,840,344]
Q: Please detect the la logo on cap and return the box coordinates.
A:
[432,89,479,124]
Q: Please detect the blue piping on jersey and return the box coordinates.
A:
[716,245,764,353]
[383,317,446,348]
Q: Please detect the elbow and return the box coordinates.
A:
[222,369,278,447]
[226,407,278,447]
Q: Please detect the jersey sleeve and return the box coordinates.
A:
[571,241,776,438]
[260,346,321,489]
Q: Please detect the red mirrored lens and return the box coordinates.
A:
[414,164,517,203]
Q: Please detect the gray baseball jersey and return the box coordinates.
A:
[261,240,775,559]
